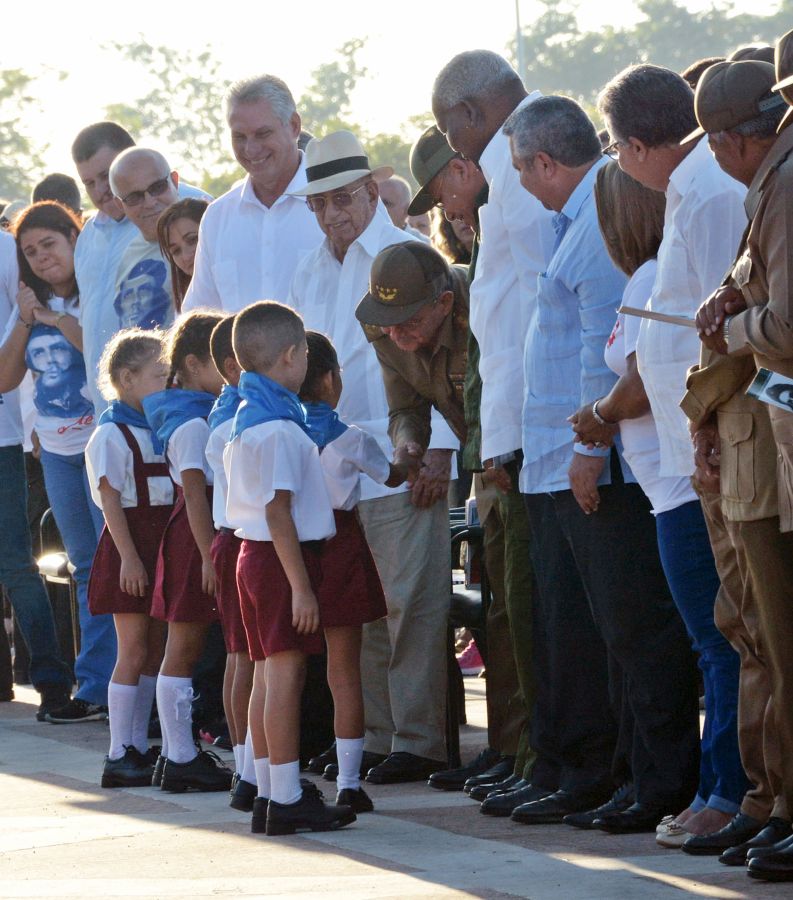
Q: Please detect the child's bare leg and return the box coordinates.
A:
[325,625,365,791]
[264,650,306,804]
[222,653,238,745]
[245,659,270,796]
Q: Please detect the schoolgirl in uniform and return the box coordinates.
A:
[85,329,173,787]
[142,310,232,793]
[299,331,421,813]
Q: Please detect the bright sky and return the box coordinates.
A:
[0,0,780,184]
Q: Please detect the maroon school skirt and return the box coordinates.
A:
[151,486,219,624]
[236,539,324,660]
[318,509,387,627]
[210,529,248,654]
[88,504,174,615]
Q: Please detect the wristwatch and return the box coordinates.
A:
[592,399,614,426]
[54,311,68,328]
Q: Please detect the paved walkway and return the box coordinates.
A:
[0,680,783,899]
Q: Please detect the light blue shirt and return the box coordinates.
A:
[520,157,633,494]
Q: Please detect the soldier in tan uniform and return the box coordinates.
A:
[690,50,793,877]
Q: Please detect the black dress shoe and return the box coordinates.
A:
[323,751,387,782]
[463,756,516,793]
[306,741,336,775]
[160,750,234,793]
[152,754,165,787]
[101,746,154,788]
[266,783,356,835]
[428,747,502,792]
[720,818,792,866]
[680,812,763,855]
[468,773,522,802]
[748,836,793,881]
[595,801,673,834]
[480,782,551,817]
[512,788,611,825]
[564,783,634,829]
[251,796,268,833]
[365,752,445,785]
[747,830,793,861]
[229,777,258,811]
[336,787,374,813]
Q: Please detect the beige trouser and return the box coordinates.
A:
[357,491,450,761]
[699,489,788,821]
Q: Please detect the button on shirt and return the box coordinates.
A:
[636,137,746,477]
[472,92,556,462]
[521,157,631,494]
[287,209,459,502]
[182,154,323,313]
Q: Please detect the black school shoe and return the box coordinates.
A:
[428,747,502,792]
[36,684,71,722]
[266,783,356,836]
[160,750,233,793]
[250,780,316,832]
[337,787,374,813]
[229,778,258,812]
[101,746,155,788]
[463,756,516,793]
[323,751,388,782]
[306,742,336,775]
[45,697,108,723]
[365,752,445,785]
[152,754,165,787]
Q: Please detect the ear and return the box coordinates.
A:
[118,367,135,390]
[183,352,201,375]
[534,151,557,180]
[437,289,455,315]
[627,137,649,162]
[68,228,79,248]
[224,355,242,382]
[289,111,302,141]
[171,170,180,189]
[461,98,483,129]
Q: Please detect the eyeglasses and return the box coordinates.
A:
[602,139,625,159]
[120,176,173,207]
[306,183,368,214]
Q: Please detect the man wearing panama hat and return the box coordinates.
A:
[288,130,460,784]
[692,36,793,880]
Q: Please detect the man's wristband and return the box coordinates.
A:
[592,399,615,426]
[723,315,733,346]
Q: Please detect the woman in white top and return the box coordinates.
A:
[571,162,746,842]
[0,201,116,722]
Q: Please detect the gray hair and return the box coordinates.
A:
[725,98,786,139]
[109,147,171,195]
[503,96,601,168]
[433,50,521,110]
[225,74,296,124]
[598,65,697,147]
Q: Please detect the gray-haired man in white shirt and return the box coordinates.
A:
[182,75,323,313]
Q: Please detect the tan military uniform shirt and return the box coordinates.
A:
[363,267,469,452]
[725,124,793,530]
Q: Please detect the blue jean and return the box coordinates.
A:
[0,444,72,692]
[656,499,748,813]
[40,447,116,705]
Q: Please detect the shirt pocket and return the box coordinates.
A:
[535,273,578,360]
[717,410,755,503]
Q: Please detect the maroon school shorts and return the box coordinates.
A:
[318,509,387,627]
[151,487,219,624]
[236,538,324,660]
[210,528,248,654]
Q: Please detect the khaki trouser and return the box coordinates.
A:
[699,489,788,821]
[358,491,449,761]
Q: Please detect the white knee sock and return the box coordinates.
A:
[108,682,138,760]
[232,744,244,774]
[156,675,197,764]
[336,737,364,791]
[269,760,302,805]
[241,729,257,785]
[254,757,271,799]
[131,674,157,754]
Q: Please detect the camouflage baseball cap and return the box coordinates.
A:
[407,126,459,217]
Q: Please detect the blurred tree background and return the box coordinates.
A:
[1,0,789,201]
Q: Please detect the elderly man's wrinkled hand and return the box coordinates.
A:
[410,448,452,508]
[696,286,746,354]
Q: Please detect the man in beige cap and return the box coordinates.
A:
[678,58,793,862]
[288,130,459,783]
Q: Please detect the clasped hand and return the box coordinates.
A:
[695,285,747,354]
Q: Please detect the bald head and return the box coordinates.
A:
[109,147,179,241]
[379,175,412,228]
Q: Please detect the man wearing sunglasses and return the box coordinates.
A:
[288,130,460,785]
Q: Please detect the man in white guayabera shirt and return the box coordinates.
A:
[182,75,323,314]
[288,130,459,784]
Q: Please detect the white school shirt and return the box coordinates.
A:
[0,231,24,447]
[85,421,174,509]
[320,425,392,511]
[182,155,323,313]
[1,294,95,455]
[287,209,459,502]
[76,181,211,414]
[224,420,336,542]
[472,92,556,461]
[636,137,746,477]
[205,417,233,529]
[167,418,213,488]
[603,261,696,515]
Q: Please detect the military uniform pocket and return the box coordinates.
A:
[717,410,755,503]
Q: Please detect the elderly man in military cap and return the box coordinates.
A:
[287,129,460,784]
[693,40,793,879]
[677,58,793,863]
